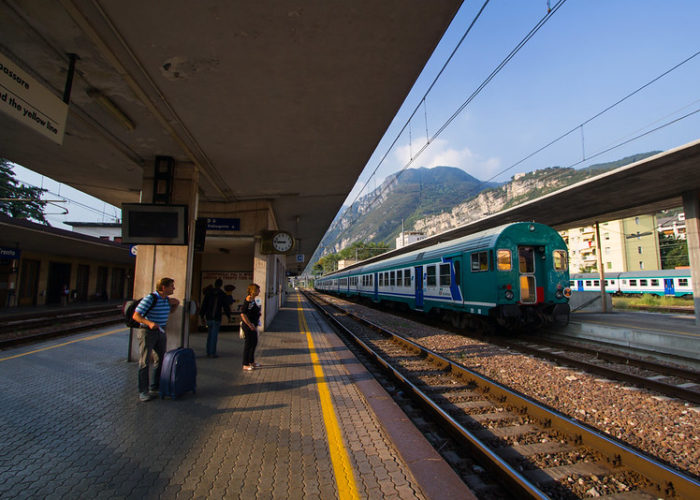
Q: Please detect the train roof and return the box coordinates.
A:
[321,222,564,279]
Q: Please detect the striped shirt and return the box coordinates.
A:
[135,292,171,328]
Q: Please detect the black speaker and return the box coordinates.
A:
[194,217,207,252]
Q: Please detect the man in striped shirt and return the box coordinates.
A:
[132,277,180,402]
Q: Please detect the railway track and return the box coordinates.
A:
[488,335,700,405]
[0,304,123,348]
[305,291,700,500]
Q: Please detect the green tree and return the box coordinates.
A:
[0,159,48,224]
[659,233,689,269]
[312,241,391,275]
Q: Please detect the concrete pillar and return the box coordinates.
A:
[132,160,199,352]
[682,190,700,326]
[594,221,608,313]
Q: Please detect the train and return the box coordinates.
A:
[315,222,571,330]
[570,269,693,297]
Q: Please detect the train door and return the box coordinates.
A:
[664,278,675,296]
[414,266,424,309]
[373,272,378,302]
[517,246,539,304]
[577,280,584,292]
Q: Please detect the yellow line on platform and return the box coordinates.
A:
[297,297,360,500]
[0,327,125,362]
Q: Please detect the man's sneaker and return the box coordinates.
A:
[149,389,160,397]
[139,392,155,402]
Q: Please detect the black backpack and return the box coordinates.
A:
[123,292,158,328]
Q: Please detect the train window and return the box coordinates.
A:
[593,280,599,286]
[390,271,395,287]
[497,250,511,271]
[471,252,488,272]
[426,266,437,286]
[520,276,536,303]
[679,278,689,287]
[553,250,567,271]
[518,247,535,273]
[404,270,411,287]
[454,261,461,285]
[439,264,451,286]
[629,279,637,286]
[569,281,575,286]
[379,274,383,287]
[610,280,615,284]
[385,272,389,285]
[585,280,591,286]
[640,279,648,286]
[651,279,659,286]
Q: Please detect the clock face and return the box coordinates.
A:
[272,231,293,253]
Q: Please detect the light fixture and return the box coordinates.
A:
[87,88,135,131]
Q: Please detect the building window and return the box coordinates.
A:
[640,261,644,270]
[604,233,610,240]
[638,246,642,254]
[635,217,639,224]
[606,262,612,269]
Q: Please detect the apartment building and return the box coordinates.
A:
[560,215,660,273]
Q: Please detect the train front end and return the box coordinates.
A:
[492,222,571,327]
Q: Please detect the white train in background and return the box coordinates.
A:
[570,269,693,297]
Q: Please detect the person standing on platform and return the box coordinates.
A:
[199,278,232,358]
[132,277,180,402]
[240,283,261,371]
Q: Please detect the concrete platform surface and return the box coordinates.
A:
[0,293,472,499]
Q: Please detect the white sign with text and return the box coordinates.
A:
[0,52,68,145]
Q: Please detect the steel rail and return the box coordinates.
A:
[307,291,700,500]
[306,292,549,499]
[492,337,700,405]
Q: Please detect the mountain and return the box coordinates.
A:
[318,152,660,257]
[322,167,500,251]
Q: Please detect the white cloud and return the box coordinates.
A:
[394,138,502,181]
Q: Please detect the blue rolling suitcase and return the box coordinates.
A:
[160,348,197,399]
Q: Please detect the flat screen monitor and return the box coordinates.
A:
[121,203,188,245]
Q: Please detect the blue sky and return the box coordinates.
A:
[346,0,700,204]
[11,0,700,229]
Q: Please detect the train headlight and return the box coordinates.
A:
[505,290,514,300]
[555,290,563,299]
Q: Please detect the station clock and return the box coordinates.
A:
[271,231,294,253]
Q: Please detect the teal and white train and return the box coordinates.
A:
[315,222,571,330]
[571,269,693,297]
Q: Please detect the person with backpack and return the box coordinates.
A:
[199,278,232,358]
[132,277,180,402]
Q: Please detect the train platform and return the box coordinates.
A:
[0,293,472,499]
[567,309,700,364]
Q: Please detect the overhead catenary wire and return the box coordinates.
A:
[324,45,699,257]
[322,0,568,254]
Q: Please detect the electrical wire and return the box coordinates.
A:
[324,47,699,256]
[320,0,568,254]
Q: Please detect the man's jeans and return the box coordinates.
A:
[206,320,221,356]
[137,327,166,394]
